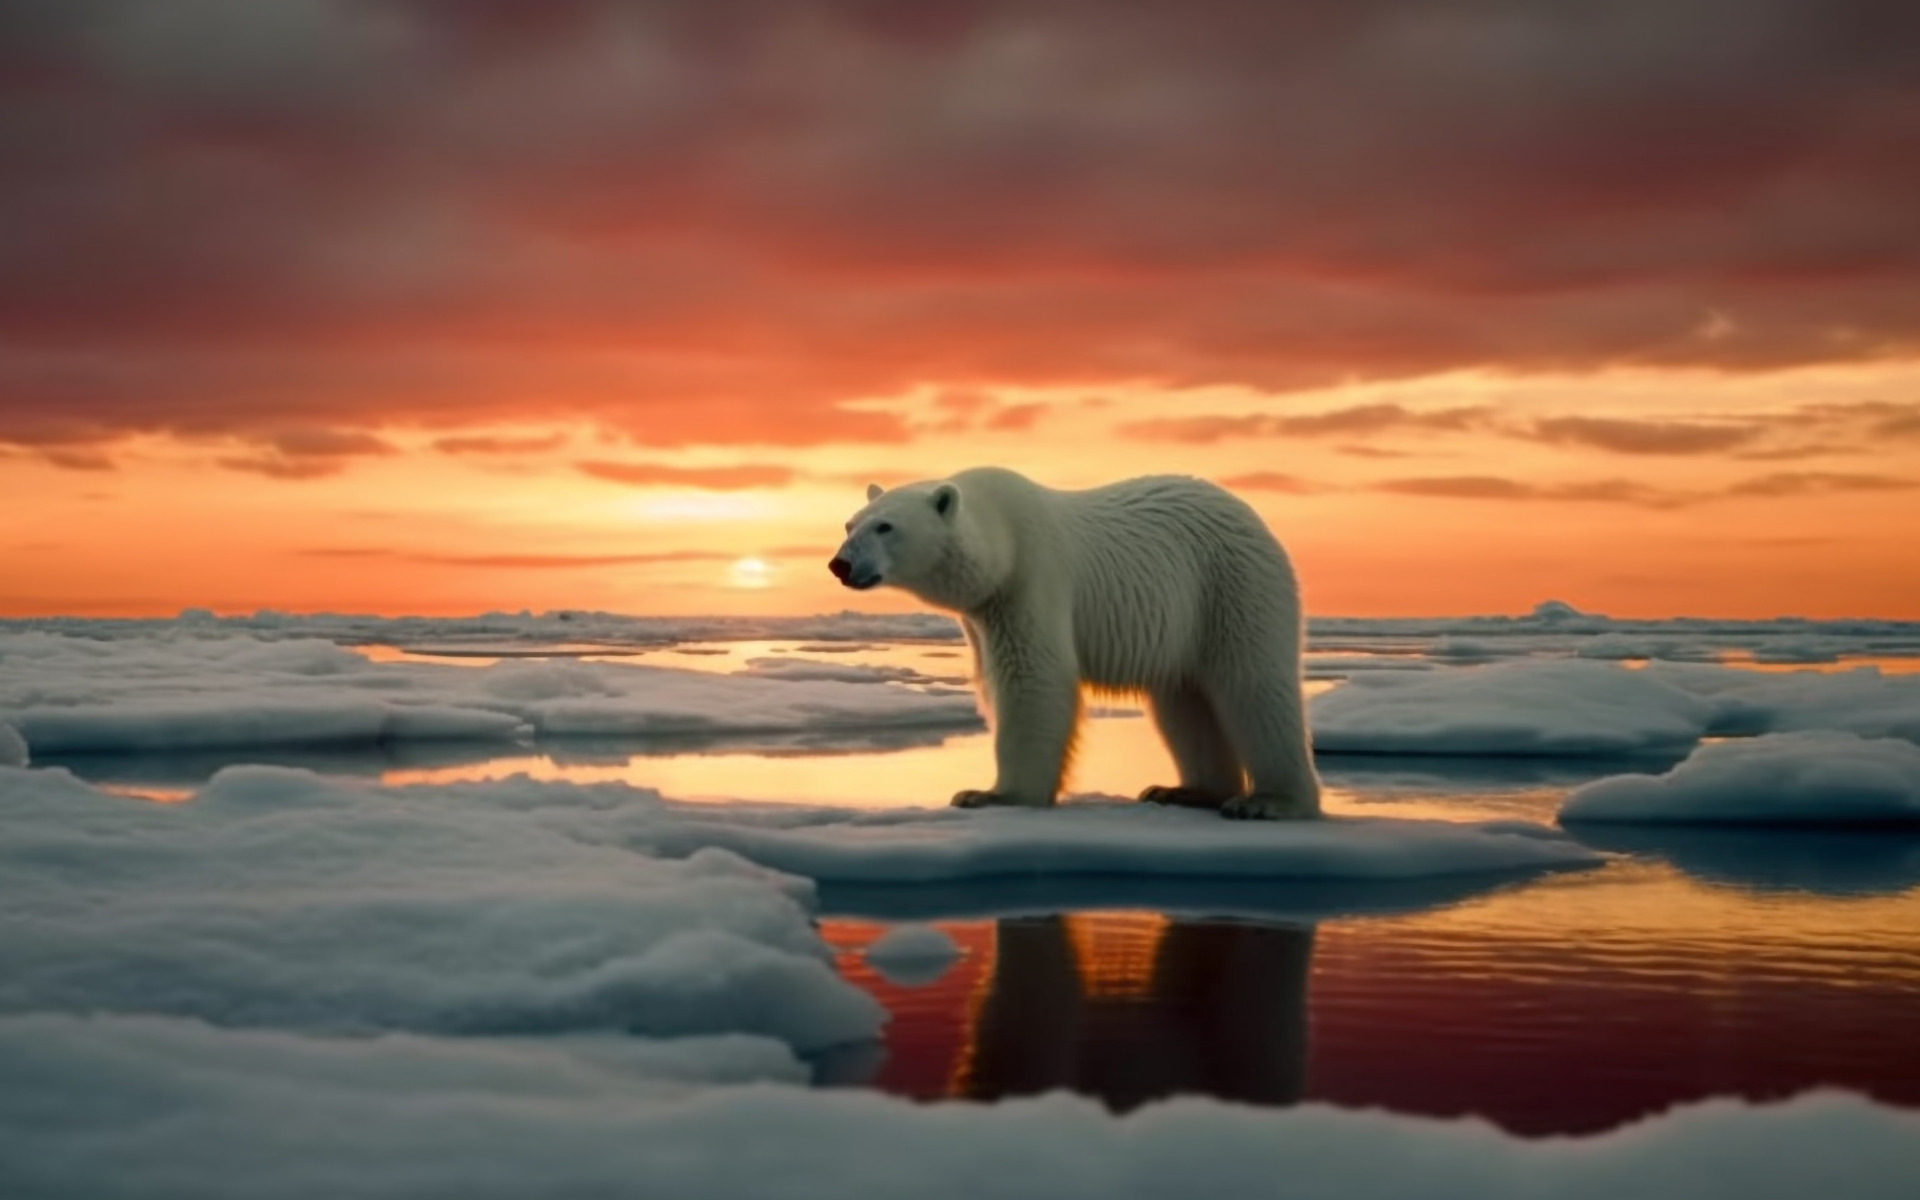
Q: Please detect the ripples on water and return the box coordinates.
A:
[825,862,1920,1135]
[48,638,1920,1135]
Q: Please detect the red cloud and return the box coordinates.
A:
[41,448,116,472]
[1529,417,1761,455]
[1374,476,1686,507]
[575,461,796,489]
[1724,472,1916,498]
[216,457,351,481]
[1371,470,1915,506]
[983,402,1046,432]
[432,434,569,455]
[302,548,740,568]
[1120,405,1490,443]
[1217,472,1320,494]
[1,0,1917,450]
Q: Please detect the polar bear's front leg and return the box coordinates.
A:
[953,629,1080,808]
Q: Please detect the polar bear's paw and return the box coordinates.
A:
[1138,785,1227,810]
[1221,793,1320,821]
[951,788,1047,809]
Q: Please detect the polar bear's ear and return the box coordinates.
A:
[931,483,959,519]
[866,483,884,501]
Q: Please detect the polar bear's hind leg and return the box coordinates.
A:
[1215,668,1321,821]
[1139,682,1244,809]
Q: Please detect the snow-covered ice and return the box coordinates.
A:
[0,762,1597,1049]
[0,765,881,1051]
[1560,733,1920,825]
[0,1014,1913,1200]
[1642,662,1920,743]
[0,631,980,760]
[1310,659,1920,757]
[738,655,965,686]
[1576,633,1725,663]
[862,923,962,987]
[0,721,25,767]
[627,798,1602,887]
[9,605,1920,673]
[8,612,1920,767]
[7,608,968,650]
[1310,660,1712,756]
[4,601,1920,1198]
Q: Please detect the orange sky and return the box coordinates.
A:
[7,366,1918,619]
[3,1,1918,619]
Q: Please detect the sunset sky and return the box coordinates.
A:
[3,0,1917,619]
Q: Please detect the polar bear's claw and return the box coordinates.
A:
[1221,793,1318,821]
[1138,785,1227,810]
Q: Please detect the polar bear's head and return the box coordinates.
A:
[829,480,970,607]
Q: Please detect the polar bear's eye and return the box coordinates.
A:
[875,522,894,534]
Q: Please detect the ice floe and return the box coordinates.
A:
[1,764,1599,1021]
[1643,662,1920,743]
[9,605,1920,669]
[625,799,1601,890]
[0,1015,1912,1200]
[1310,661,1712,756]
[0,631,980,759]
[737,655,965,686]
[11,619,1920,770]
[861,923,962,987]
[1310,659,1920,757]
[0,765,881,1052]
[1560,733,1920,825]
[8,608,967,650]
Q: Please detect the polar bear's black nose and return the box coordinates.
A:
[828,557,852,581]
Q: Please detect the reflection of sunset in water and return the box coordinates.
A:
[823,862,1920,1133]
[1712,654,1920,676]
[379,717,1165,809]
[372,713,1464,818]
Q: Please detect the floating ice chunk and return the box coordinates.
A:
[629,800,1602,886]
[1531,598,1593,623]
[11,699,530,754]
[1,1014,1915,1200]
[1575,634,1722,662]
[1305,655,1435,680]
[1427,636,1520,663]
[738,657,932,685]
[862,923,961,986]
[1311,660,1712,756]
[1312,658,1920,757]
[16,698,383,752]
[381,705,533,741]
[1560,732,1920,825]
[521,665,978,737]
[1646,663,1920,744]
[0,632,981,757]
[0,766,883,1052]
[1747,638,1845,665]
[0,722,24,767]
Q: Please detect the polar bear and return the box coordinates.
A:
[829,468,1320,820]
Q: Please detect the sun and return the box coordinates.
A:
[727,557,776,589]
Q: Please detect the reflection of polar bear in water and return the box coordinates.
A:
[829,467,1319,820]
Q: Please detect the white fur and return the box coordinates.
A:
[832,468,1320,819]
